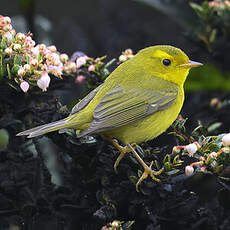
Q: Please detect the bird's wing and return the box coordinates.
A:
[70,84,103,115]
[78,83,178,137]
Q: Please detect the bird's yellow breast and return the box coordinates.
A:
[101,86,184,145]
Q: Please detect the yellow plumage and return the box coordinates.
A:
[17,45,202,191]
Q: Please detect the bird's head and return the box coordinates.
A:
[135,45,202,86]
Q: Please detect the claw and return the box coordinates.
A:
[111,141,164,192]
[136,161,164,192]
[111,139,132,173]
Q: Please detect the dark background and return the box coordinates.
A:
[0,0,203,60]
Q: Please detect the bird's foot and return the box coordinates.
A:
[136,161,164,192]
[112,139,132,173]
[126,144,164,192]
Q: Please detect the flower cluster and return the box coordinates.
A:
[209,0,230,9]
[118,49,134,63]
[172,132,230,177]
[0,15,93,92]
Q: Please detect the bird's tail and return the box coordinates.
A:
[16,116,81,138]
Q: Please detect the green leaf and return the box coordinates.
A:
[0,129,9,150]
[207,122,222,133]
[192,125,208,136]
[163,154,170,164]
[129,175,138,185]
[0,55,4,79]
[104,58,116,69]
[164,162,171,171]
[122,221,135,230]
[14,55,23,66]
[1,38,7,50]
[189,2,203,13]
[173,155,182,165]
[168,132,186,142]
[26,55,30,64]
[11,64,20,74]
[137,169,143,178]
[206,142,220,152]
[7,63,11,79]
[209,29,217,43]
[165,169,180,175]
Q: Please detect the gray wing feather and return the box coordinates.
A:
[70,84,103,115]
[78,85,178,137]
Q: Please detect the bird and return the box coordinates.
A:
[17,45,202,191]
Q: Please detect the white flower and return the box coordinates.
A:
[23,64,31,72]
[185,166,194,176]
[3,31,13,44]
[209,152,218,159]
[47,45,57,52]
[20,81,29,93]
[60,54,69,63]
[31,47,40,57]
[17,67,25,77]
[119,54,127,62]
[16,32,26,41]
[76,56,87,68]
[37,73,51,91]
[222,133,230,146]
[186,143,198,157]
[4,47,13,55]
[13,43,22,51]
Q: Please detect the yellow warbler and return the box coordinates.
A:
[17,45,202,191]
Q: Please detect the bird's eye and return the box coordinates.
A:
[162,59,171,66]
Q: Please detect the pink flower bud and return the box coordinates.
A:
[185,166,194,176]
[30,58,38,67]
[17,67,25,77]
[76,56,87,68]
[222,133,230,146]
[4,47,13,55]
[172,146,181,154]
[25,36,35,48]
[20,81,29,93]
[186,143,198,157]
[4,16,11,24]
[124,48,133,55]
[88,64,95,72]
[37,73,51,91]
[75,75,86,84]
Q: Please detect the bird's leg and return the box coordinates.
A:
[111,139,132,173]
[127,144,164,192]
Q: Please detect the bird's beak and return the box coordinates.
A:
[178,60,203,68]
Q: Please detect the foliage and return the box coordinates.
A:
[189,0,230,52]
[185,64,230,91]
[170,116,230,180]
